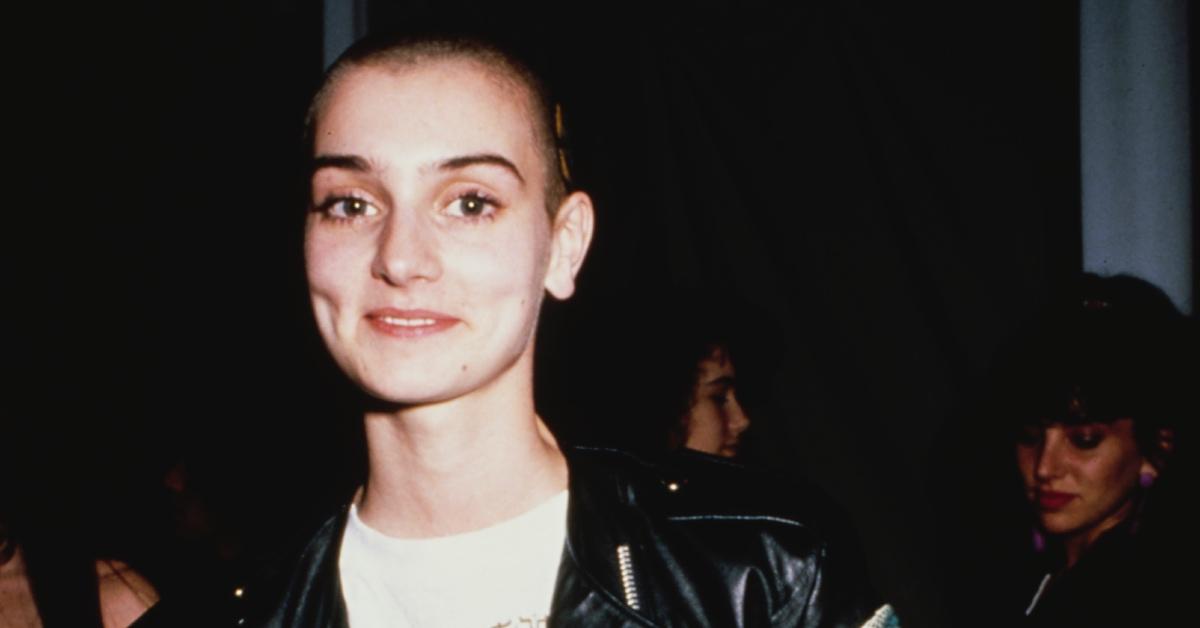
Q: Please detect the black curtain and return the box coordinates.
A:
[8,1,1089,625]
[372,4,1076,624]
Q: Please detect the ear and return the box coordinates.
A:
[1139,457,1159,481]
[1157,427,1176,457]
[544,191,595,300]
[1140,427,1176,479]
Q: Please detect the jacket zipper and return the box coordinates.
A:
[1025,573,1052,616]
[616,544,641,610]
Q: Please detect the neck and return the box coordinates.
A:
[1061,496,1136,569]
[354,347,567,538]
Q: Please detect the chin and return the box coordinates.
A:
[352,374,461,407]
[1037,514,1083,537]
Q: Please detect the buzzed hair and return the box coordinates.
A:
[306,32,571,213]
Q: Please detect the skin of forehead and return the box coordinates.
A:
[313,53,561,201]
[319,63,535,171]
[697,347,733,382]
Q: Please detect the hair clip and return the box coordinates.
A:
[554,103,572,184]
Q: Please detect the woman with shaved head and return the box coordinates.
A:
[135,28,891,628]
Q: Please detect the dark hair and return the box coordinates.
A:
[305,29,572,212]
[662,333,733,451]
[989,273,1190,469]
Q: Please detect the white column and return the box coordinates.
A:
[323,0,368,70]
[1080,0,1193,313]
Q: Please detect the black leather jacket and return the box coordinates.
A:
[136,447,887,627]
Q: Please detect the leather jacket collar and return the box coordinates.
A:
[137,447,882,627]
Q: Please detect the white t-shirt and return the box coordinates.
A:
[338,491,568,628]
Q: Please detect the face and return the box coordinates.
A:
[305,59,591,405]
[1015,418,1154,544]
[683,347,750,457]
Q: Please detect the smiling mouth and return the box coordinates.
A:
[365,309,460,337]
[378,316,438,327]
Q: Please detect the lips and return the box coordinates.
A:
[365,308,460,338]
[1035,490,1075,511]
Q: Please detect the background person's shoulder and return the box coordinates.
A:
[567,446,856,551]
[659,449,853,530]
[97,559,159,628]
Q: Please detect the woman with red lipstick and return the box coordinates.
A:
[993,274,1192,627]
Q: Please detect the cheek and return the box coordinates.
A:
[687,404,723,438]
[460,224,551,310]
[1015,446,1036,483]
[304,232,366,327]
[1082,448,1142,497]
[305,225,372,285]
[471,249,537,295]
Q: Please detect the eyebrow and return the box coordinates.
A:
[310,152,525,185]
[437,153,525,185]
[311,154,374,175]
[703,376,736,388]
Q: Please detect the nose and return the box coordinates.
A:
[725,394,751,438]
[1034,430,1065,481]
[370,209,442,286]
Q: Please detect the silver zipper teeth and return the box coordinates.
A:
[616,544,641,610]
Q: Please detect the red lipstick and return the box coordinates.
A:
[1036,490,1075,511]
[365,308,460,338]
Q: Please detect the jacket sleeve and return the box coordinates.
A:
[766,510,897,627]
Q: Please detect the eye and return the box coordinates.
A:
[316,196,379,220]
[708,386,734,407]
[445,191,498,220]
[1066,426,1104,450]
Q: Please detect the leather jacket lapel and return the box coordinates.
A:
[268,450,652,627]
[263,509,351,628]
[551,448,667,627]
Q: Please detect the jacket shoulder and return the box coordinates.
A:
[564,447,881,627]
[133,509,349,628]
[568,446,849,532]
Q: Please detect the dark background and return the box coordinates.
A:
[6,1,1194,626]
